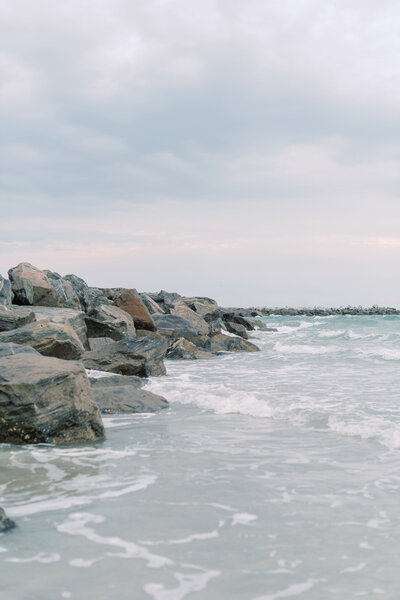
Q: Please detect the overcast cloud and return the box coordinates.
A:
[1,0,400,305]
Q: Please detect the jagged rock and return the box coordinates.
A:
[248,319,277,331]
[82,336,167,377]
[44,271,82,310]
[140,293,165,315]
[0,320,85,360]
[64,274,91,311]
[0,306,36,332]
[0,508,16,532]
[91,378,168,413]
[167,337,213,360]
[8,263,63,307]
[87,287,112,310]
[0,276,12,306]
[0,343,39,357]
[31,306,89,350]
[113,289,156,331]
[153,314,198,339]
[148,290,182,312]
[205,333,260,353]
[170,301,209,335]
[224,321,249,339]
[182,297,219,318]
[0,353,105,444]
[86,304,136,340]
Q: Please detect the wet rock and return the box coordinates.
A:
[0,353,105,444]
[167,337,213,360]
[82,336,167,377]
[92,382,168,414]
[0,508,16,532]
[0,276,12,306]
[88,374,144,388]
[8,263,63,307]
[0,320,85,360]
[205,333,260,353]
[224,321,249,339]
[0,306,36,332]
[113,289,156,331]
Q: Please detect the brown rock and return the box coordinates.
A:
[8,263,63,307]
[113,289,156,332]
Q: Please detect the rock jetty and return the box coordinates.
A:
[0,261,262,450]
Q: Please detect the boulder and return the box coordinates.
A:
[0,508,16,532]
[170,301,209,335]
[44,271,82,310]
[205,333,260,353]
[31,306,89,350]
[0,320,85,360]
[64,274,91,311]
[8,263,63,307]
[91,379,168,414]
[140,293,165,315]
[86,304,136,340]
[82,336,167,377]
[0,353,105,444]
[0,275,12,306]
[148,290,182,312]
[153,314,198,339]
[182,297,219,318]
[88,374,144,388]
[224,321,249,339]
[167,337,213,360]
[0,306,36,332]
[88,337,114,350]
[113,289,156,331]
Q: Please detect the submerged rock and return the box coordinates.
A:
[205,333,260,353]
[0,353,105,444]
[90,376,168,413]
[0,508,15,532]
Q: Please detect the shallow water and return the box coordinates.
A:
[1,316,400,599]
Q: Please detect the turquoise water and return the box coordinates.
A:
[1,316,400,599]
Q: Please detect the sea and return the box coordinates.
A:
[1,314,400,599]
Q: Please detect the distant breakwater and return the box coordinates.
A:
[226,306,400,317]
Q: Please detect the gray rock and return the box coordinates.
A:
[167,337,213,360]
[140,293,165,315]
[88,374,144,388]
[170,301,209,335]
[0,276,12,306]
[8,263,63,307]
[31,306,89,350]
[88,337,114,350]
[0,320,85,360]
[64,274,91,311]
[205,333,260,353]
[0,343,39,357]
[86,304,136,340]
[82,336,168,377]
[153,314,198,339]
[0,306,36,332]
[44,271,82,310]
[0,353,105,444]
[224,321,249,339]
[92,384,168,414]
[182,297,219,318]
[0,508,16,532]
[149,290,182,312]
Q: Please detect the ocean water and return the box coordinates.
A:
[2,315,400,599]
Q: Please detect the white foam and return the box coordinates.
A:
[274,342,336,355]
[253,579,320,599]
[144,567,220,600]
[231,513,257,526]
[6,553,60,564]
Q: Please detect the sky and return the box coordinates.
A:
[1,0,400,306]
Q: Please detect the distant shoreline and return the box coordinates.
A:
[226,306,400,317]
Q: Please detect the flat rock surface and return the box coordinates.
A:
[92,384,168,414]
[0,306,36,332]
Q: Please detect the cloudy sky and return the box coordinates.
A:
[1,0,400,306]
